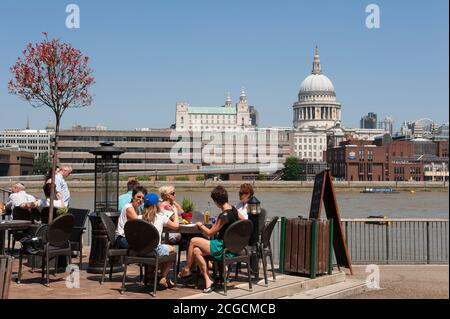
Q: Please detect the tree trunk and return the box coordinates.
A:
[48,117,60,224]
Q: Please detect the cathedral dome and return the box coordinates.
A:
[298,46,336,96]
[299,74,335,94]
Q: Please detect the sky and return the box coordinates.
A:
[0,0,448,131]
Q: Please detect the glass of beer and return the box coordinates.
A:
[203,210,210,224]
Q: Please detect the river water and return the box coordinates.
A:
[67,190,449,219]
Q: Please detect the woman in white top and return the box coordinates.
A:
[115,186,147,249]
[158,185,183,243]
[141,193,179,289]
[235,183,254,220]
[37,183,65,212]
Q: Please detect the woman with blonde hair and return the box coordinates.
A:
[159,185,183,243]
[142,193,179,289]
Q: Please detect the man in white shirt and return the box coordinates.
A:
[5,183,37,211]
[55,166,72,206]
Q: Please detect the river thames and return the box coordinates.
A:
[69,190,449,219]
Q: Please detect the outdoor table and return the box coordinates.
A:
[0,220,32,255]
[164,223,213,241]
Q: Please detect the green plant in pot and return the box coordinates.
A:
[181,197,195,222]
[56,206,69,217]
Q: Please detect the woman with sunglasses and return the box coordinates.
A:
[115,186,148,249]
[159,186,183,243]
[235,183,254,220]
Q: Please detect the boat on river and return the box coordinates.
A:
[361,187,399,194]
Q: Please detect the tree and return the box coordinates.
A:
[9,32,95,222]
[282,156,301,181]
[33,153,52,175]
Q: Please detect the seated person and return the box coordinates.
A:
[115,186,147,249]
[5,183,37,213]
[141,193,179,289]
[158,185,183,243]
[36,183,65,212]
[235,183,254,220]
[118,179,140,212]
[179,186,239,293]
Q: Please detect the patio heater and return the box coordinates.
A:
[247,196,266,277]
[87,142,125,274]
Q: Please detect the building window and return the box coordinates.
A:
[359,150,365,161]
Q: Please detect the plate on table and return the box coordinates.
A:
[182,223,197,227]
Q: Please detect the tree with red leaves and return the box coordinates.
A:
[9,32,95,222]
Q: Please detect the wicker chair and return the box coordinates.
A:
[121,219,177,297]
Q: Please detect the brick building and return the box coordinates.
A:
[0,148,34,176]
[327,138,448,182]
[326,139,386,181]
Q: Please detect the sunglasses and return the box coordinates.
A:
[239,191,248,196]
[170,192,176,196]
[134,195,144,200]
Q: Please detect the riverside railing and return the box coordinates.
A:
[341,218,449,264]
[269,217,449,268]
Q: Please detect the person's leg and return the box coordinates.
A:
[193,247,213,289]
[181,237,211,275]
[116,236,128,249]
[159,245,175,277]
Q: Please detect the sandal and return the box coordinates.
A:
[165,277,175,288]
[178,269,192,279]
[203,286,213,293]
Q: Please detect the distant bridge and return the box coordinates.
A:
[0,163,285,182]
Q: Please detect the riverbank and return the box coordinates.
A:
[1,180,448,193]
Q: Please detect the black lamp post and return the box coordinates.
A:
[247,196,266,277]
[87,142,125,274]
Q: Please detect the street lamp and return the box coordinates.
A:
[247,196,261,215]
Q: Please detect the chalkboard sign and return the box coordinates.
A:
[309,170,325,219]
[308,169,353,274]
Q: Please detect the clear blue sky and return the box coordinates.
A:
[0,0,448,131]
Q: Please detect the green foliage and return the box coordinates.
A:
[33,153,51,175]
[119,176,130,181]
[256,174,266,181]
[175,175,189,181]
[181,197,195,213]
[136,175,150,181]
[281,156,301,181]
[56,206,69,216]
[196,175,205,181]
[157,175,167,181]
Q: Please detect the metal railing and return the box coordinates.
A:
[268,218,449,268]
[342,218,449,264]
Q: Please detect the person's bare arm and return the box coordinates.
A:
[196,218,223,238]
[126,206,139,220]
[166,218,179,231]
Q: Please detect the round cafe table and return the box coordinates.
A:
[0,220,32,255]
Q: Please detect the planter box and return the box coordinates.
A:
[283,218,333,278]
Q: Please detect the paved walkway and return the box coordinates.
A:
[343,264,449,299]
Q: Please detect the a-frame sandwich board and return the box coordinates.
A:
[309,169,353,274]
